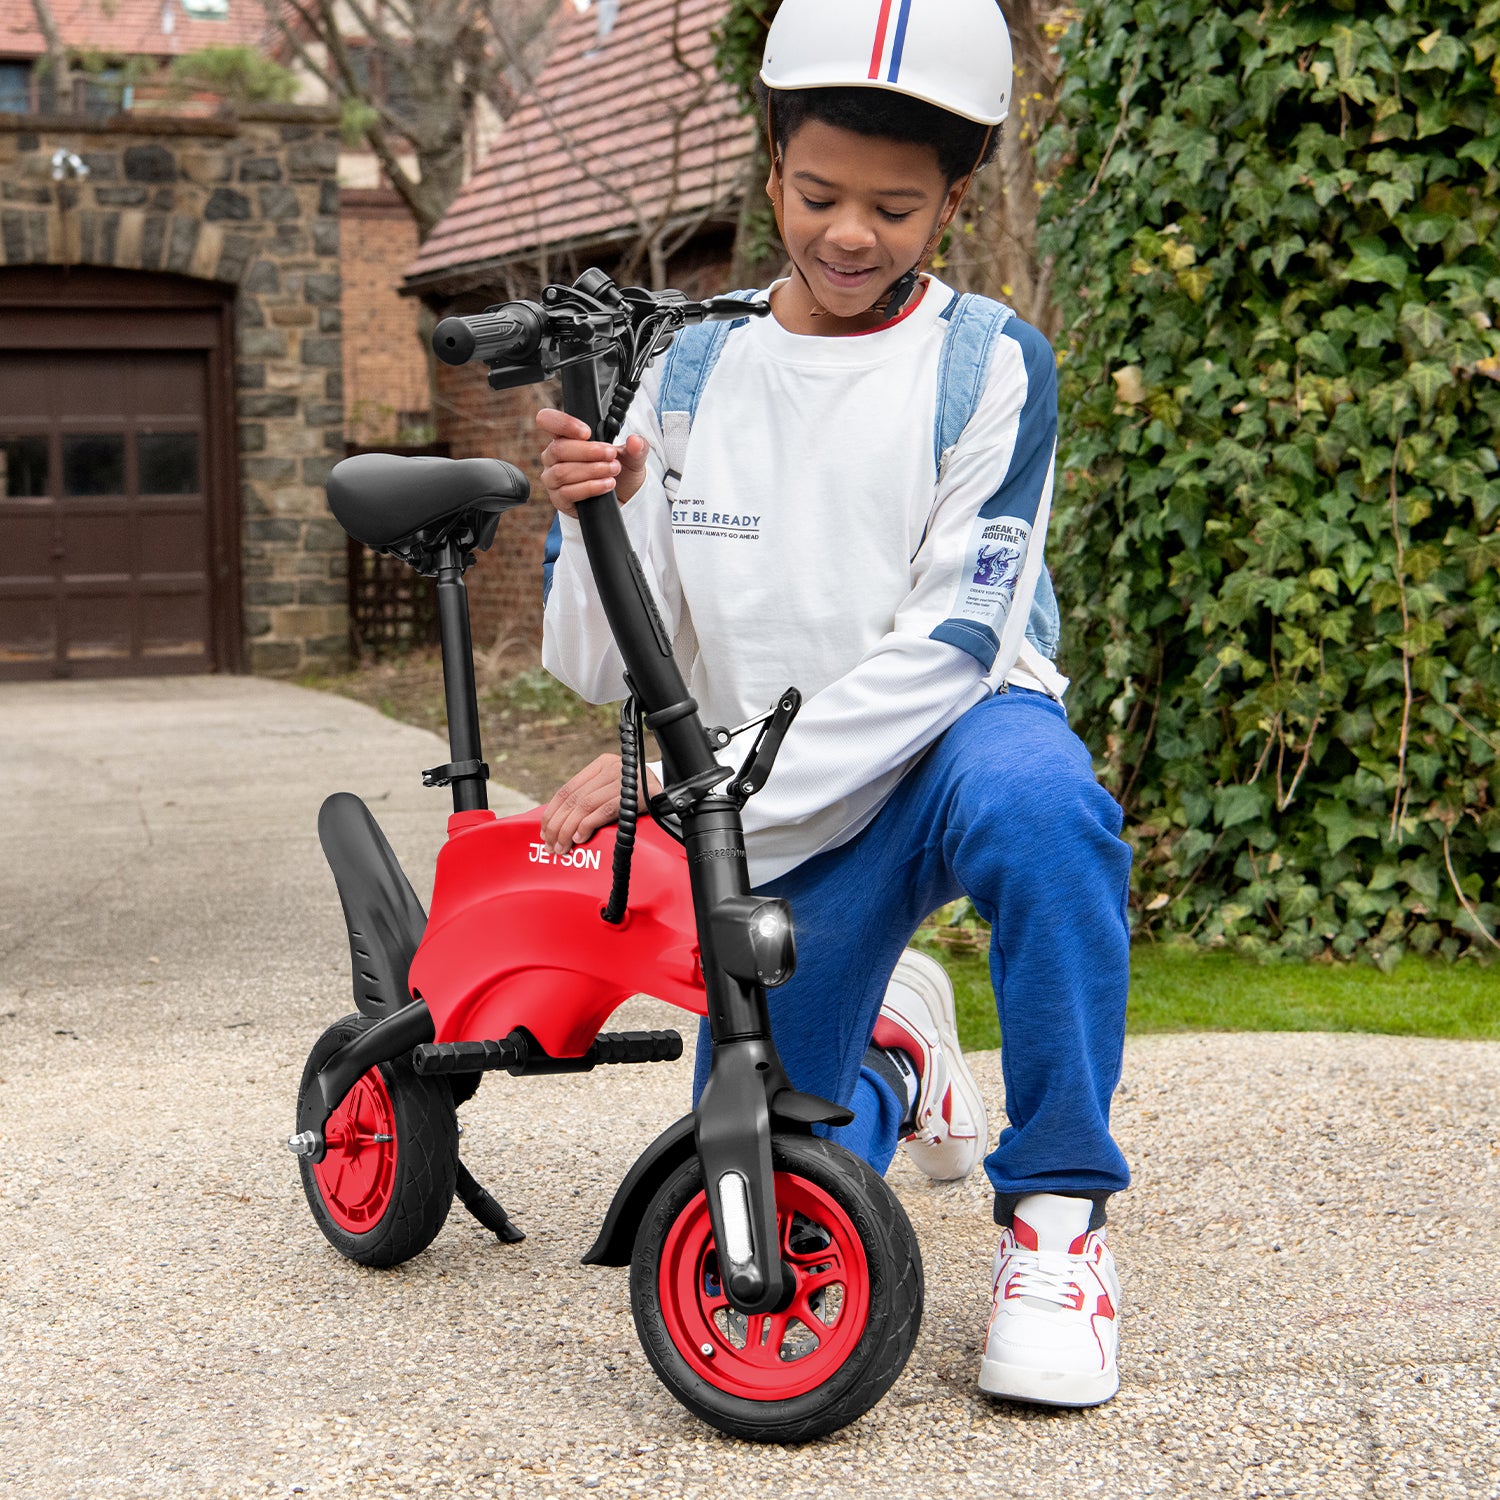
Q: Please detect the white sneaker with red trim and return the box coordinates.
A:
[980,1192,1121,1407]
[872,948,987,1182]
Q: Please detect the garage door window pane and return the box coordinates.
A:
[63,435,126,496]
[2,436,49,496]
[138,432,200,494]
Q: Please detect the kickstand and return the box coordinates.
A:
[455,1160,525,1243]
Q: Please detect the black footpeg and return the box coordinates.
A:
[413,1028,683,1078]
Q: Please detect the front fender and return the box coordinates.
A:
[580,1112,697,1267]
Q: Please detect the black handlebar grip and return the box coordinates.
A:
[432,302,546,366]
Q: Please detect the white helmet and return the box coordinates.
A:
[760,0,1013,127]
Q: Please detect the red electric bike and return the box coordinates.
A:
[288,271,923,1442]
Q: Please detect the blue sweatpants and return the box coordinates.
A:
[692,686,1132,1202]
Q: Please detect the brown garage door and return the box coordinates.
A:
[0,268,240,680]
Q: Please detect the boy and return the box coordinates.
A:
[535,0,1131,1408]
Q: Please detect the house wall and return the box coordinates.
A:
[433,359,556,657]
[0,105,348,674]
[340,189,430,446]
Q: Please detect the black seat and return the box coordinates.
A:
[327,453,529,551]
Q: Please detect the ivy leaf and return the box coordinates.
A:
[1399,301,1446,348]
[1328,24,1365,81]
[1407,361,1454,407]
[1216,783,1270,830]
[1369,177,1415,216]
[1345,239,1409,288]
[1314,802,1381,855]
[1406,31,1464,71]
[1458,136,1500,170]
[1173,131,1220,183]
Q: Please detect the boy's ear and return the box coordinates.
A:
[765,155,784,207]
[937,178,966,232]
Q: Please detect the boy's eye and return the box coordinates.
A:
[796,193,915,224]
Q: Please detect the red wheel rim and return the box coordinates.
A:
[312,1068,397,1233]
[657,1172,870,1401]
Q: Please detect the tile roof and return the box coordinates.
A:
[0,0,269,58]
[406,0,755,288]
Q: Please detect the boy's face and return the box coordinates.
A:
[771,117,963,334]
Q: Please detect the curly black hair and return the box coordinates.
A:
[756,80,1001,185]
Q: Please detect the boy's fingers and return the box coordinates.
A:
[542,756,619,849]
[544,459,620,488]
[540,754,663,851]
[535,407,592,441]
[546,478,620,509]
[545,436,617,462]
[540,757,602,836]
[553,785,615,851]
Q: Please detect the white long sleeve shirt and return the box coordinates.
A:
[542,277,1060,885]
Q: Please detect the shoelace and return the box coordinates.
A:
[1004,1252,1084,1310]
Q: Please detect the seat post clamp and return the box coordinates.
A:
[422,759,490,789]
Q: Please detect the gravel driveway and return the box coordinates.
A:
[3,677,1497,1500]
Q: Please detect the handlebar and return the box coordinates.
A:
[431,288,769,371]
[432,302,546,367]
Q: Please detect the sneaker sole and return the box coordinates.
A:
[894,949,988,1181]
[978,1356,1120,1408]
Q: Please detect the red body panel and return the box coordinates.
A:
[408,808,707,1056]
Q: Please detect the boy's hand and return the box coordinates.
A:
[536,408,649,517]
[540,754,664,854]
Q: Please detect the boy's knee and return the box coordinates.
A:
[944,705,1125,884]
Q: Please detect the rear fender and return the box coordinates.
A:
[295,999,436,1145]
[319,792,427,1019]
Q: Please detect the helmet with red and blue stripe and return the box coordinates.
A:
[760,0,1013,127]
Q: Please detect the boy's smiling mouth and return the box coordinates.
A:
[817,258,879,288]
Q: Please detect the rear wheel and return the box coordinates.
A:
[629,1135,923,1442]
[296,1012,458,1267]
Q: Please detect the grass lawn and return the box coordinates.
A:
[912,924,1500,1053]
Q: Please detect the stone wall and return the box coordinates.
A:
[0,105,347,674]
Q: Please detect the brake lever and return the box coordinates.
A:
[726,688,801,804]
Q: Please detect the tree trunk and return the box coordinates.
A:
[30,0,72,112]
[727,138,785,290]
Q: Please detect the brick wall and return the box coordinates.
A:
[433,361,556,657]
[341,190,431,447]
[427,237,736,658]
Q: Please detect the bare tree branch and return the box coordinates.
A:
[263,0,561,241]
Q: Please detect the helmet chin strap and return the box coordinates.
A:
[764,105,993,324]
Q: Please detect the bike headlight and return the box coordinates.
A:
[710,896,797,988]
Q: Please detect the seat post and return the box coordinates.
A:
[435,539,487,814]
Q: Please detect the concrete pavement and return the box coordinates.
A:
[1,677,1497,1499]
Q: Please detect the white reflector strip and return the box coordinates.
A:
[716,1172,754,1267]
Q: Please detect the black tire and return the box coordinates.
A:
[448,1070,482,1109]
[296,1012,458,1267]
[629,1134,923,1443]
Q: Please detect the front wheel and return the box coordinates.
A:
[296,1012,458,1267]
[629,1135,923,1442]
